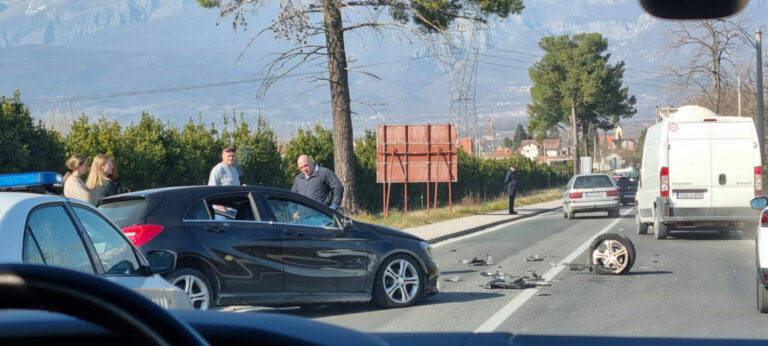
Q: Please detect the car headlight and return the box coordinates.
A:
[420,241,433,258]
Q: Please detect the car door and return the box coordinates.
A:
[259,192,371,293]
[183,192,283,293]
[22,203,97,274]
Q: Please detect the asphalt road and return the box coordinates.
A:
[279,205,768,340]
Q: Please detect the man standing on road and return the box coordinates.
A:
[292,155,344,210]
[208,146,241,186]
[505,164,518,215]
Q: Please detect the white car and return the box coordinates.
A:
[0,172,192,310]
[750,197,768,312]
[562,173,620,219]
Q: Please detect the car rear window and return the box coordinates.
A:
[99,198,150,225]
[574,175,614,189]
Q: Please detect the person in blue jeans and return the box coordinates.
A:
[504,164,518,215]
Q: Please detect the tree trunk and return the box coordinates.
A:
[571,105,579,175]
[322,0,359,213]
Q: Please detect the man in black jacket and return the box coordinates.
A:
[292,155,344,210]
[504,164,518,215]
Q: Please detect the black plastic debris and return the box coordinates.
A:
[462,255,494,266]
[484,278,537,289]
[524,255,543,262]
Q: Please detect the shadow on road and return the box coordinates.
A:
[665,230,748,241]
[276,292,504,318]
[440,269,477,275]
[626,270,674,276]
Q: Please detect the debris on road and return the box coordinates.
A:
[444,275,462,282]
[461,255,494,266]
[524,254,544,262]
[568,263,590,271]
[479,270,507,277]
[484,278,537,289]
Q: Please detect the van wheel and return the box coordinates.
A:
[653,214,668,240]
[636,211,648,235]
[758,276,768,313]
[589,233,635,275]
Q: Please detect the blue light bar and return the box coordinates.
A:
[0,172,63,188]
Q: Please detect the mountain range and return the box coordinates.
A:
[1,0,764,139]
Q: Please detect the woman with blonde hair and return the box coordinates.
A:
[63,154,90,203]
[86,154,122,205]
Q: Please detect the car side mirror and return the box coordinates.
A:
[751,197,768,210]
[338,215,353,233]
[147,250,177,274]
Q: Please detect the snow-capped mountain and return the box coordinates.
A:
[0,0,755,137]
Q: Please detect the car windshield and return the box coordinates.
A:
[2,0,767,343]
[574,175,614,189]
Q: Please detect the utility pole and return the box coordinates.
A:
[738,75,742,117]
[757,28,764,165]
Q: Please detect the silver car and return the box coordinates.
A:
[562,173,620,219]
[0,186,192,310]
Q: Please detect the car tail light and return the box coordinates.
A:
[756,166,763,197]
[121,224,164,247]
[660,166,669,197]
[606,190,618,197]
[569,192,583,199]
[762,210,768,228]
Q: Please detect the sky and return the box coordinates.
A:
[1,0,767,139]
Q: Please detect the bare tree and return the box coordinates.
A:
[199,0,523,213]
[664,16,749,113]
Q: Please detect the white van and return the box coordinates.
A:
[635,105,762,239]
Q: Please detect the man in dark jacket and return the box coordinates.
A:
[504,164,518,214]
[292,155,344,210]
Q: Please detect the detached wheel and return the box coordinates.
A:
[166,268,213,310]
[636,210,648,235]
[589,233,635,275]
[373,254,423,308]
[653,213,668,240]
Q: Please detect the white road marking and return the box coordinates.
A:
[432,210,559,248]
[473,208,631,333]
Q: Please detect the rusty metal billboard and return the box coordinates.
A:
[377,124,458,183]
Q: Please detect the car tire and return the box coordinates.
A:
[372,254,423,308]
[166,268,214,310]
[653,213,668,240]
[589,233,635,275]
[636,210,648,235]
[759,276,768,313]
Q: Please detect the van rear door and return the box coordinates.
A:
[668,122,712,214]
[709,121,756,216]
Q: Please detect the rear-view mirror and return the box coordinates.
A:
[639,0,749,19]
[147,250,177,274]
[751,197,768,210]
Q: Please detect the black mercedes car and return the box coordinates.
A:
[98,186,439,310]
[614,177,638,205]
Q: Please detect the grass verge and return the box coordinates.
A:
[354,188,562,229]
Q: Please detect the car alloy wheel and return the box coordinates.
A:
[373,254,422,308]
[589,233,635,275]
[168,268,212,310]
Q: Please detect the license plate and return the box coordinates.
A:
[585,192,603,197]
[624,194,634,198]
[676,192,703,199]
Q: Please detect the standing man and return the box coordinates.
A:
[505,164,518,215]
[208,146,241,186]
[292,155,344,210]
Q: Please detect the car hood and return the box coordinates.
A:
[362,222,424,242]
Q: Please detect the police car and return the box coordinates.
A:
[0,172,191,310]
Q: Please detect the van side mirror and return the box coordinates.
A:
[751,197,768,210]
[146,250,177,274]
